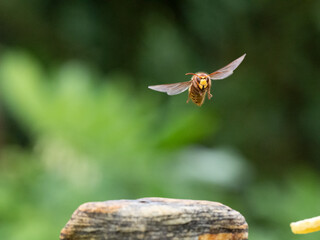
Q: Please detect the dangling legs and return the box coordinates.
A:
[207,80,213,99]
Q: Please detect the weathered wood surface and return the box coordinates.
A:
[60,197,248,240]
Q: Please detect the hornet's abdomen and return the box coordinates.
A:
[188,85,207,106]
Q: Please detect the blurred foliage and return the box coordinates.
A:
[0,0,319,240]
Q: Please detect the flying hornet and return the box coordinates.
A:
[148,54,246,106]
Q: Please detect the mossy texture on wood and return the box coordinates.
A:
[60,197,248,240]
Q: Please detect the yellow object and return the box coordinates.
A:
[290,216,320,234]
[199,79,207,89]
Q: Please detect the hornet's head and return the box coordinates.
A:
[186,72,210,90]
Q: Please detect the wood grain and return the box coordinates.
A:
[60,197,248,240]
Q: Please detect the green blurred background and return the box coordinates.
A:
[0,0,319,239]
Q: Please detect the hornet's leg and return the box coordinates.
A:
[207,80,213,100]
[187,86,192,103]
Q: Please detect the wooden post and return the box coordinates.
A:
[60,197,248,240]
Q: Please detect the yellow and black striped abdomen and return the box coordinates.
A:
[188,85,207,106]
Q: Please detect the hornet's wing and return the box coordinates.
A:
[209,54,246,80]
[148,81,192,95]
